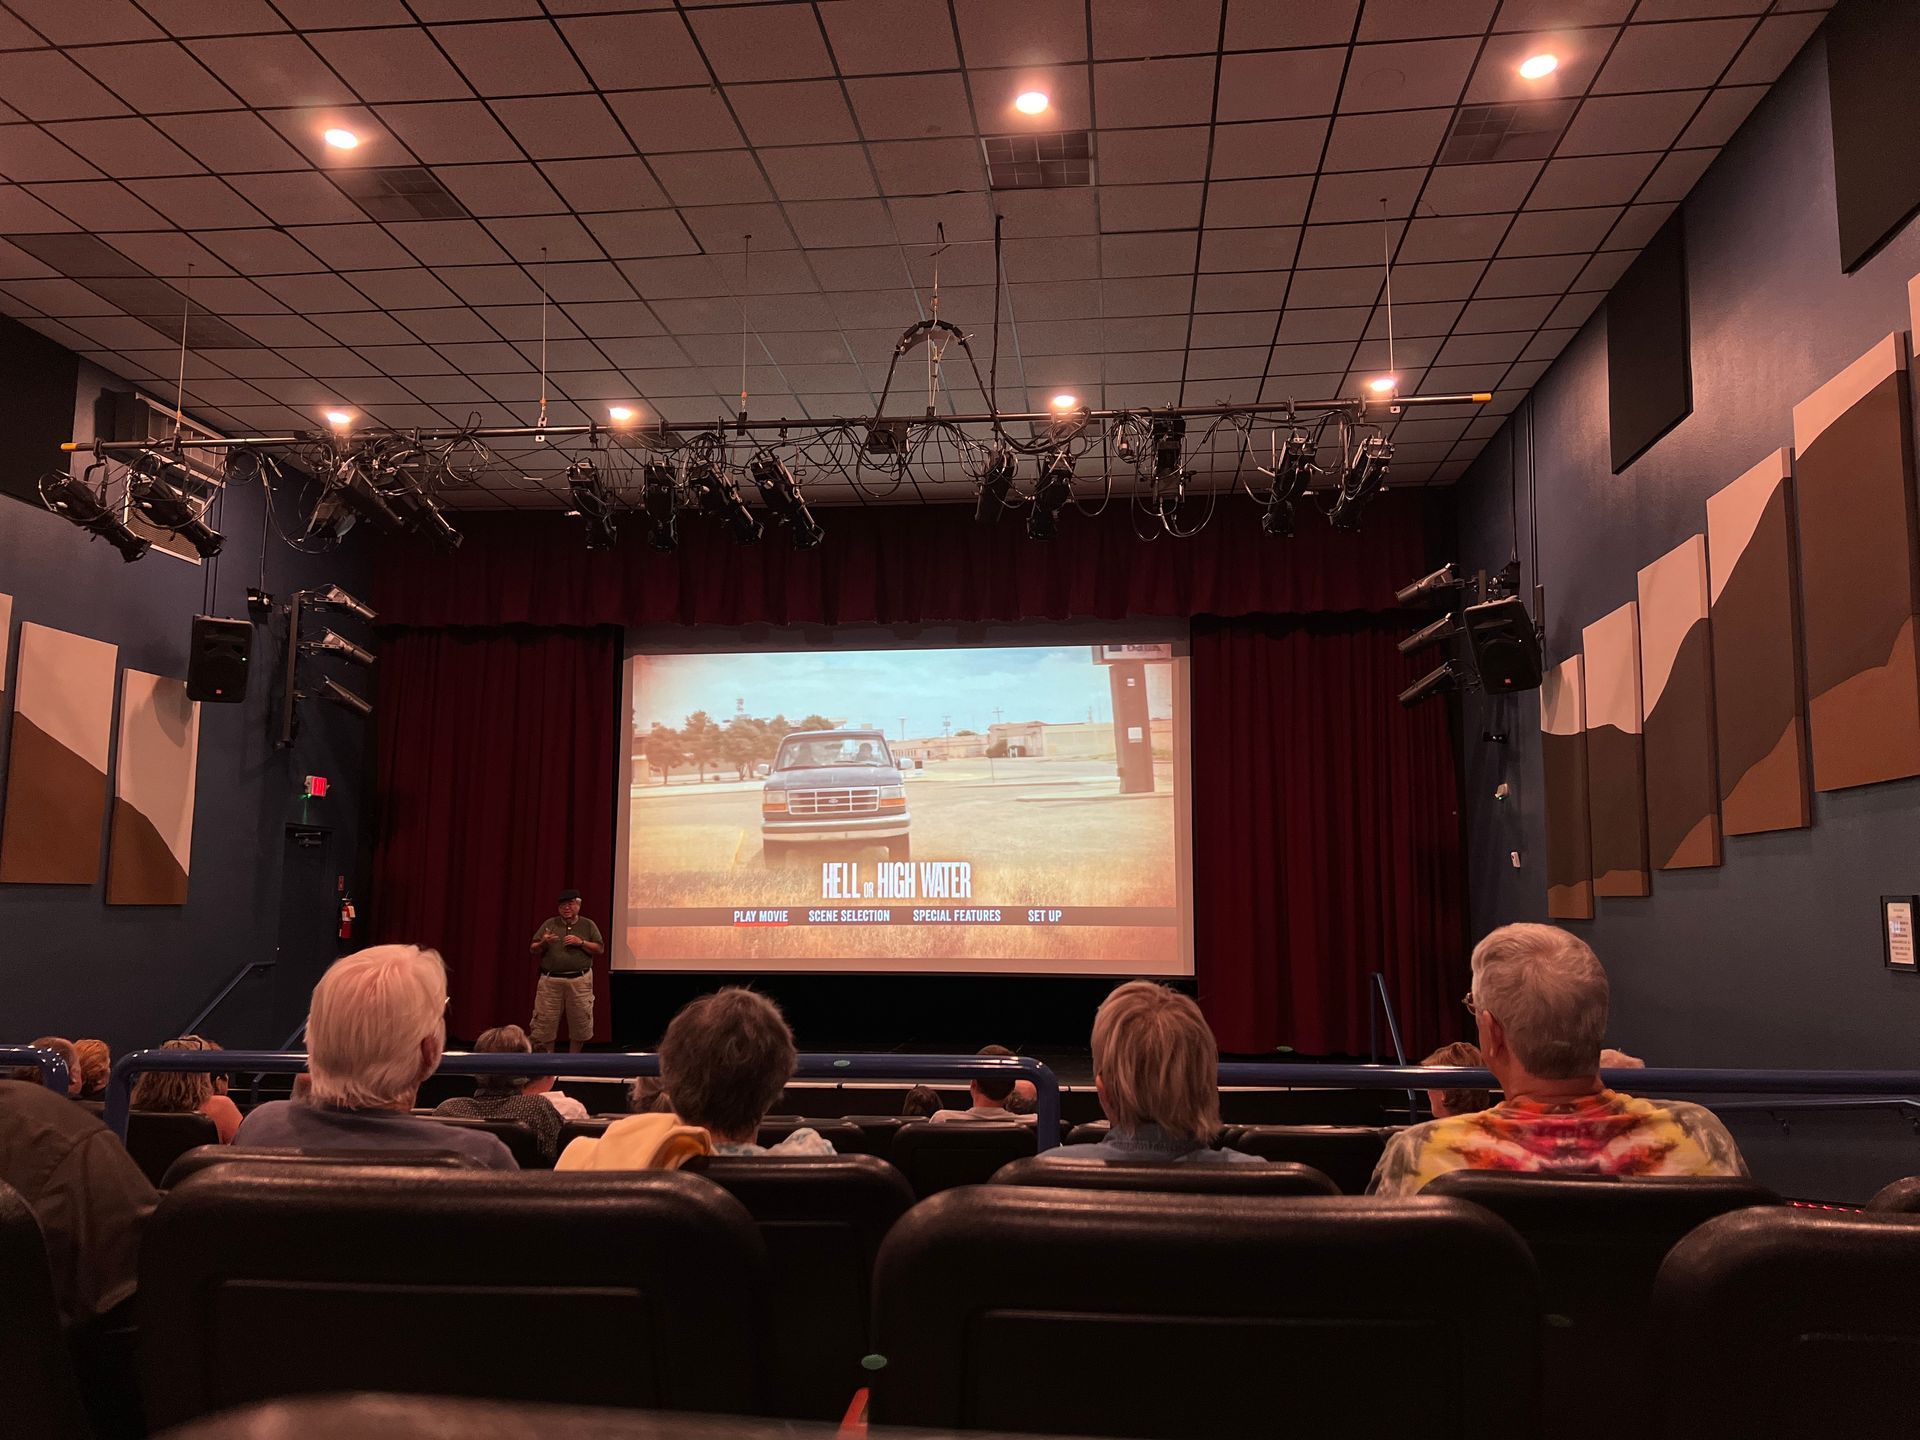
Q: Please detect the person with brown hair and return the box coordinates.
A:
[929,1044,1033,1123]
[29,1036,82,1097]
[432,1024,563,1161]
[1421,1040,1492,1118]
[900,1084,944,1118]
[129,1036,242,1143]
[658,987,834,1155]
[71,1039,112,1101]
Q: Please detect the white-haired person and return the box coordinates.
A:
[1369,924,1746,1196]
[1044,980,1259,1164]
[236,945,516,1169]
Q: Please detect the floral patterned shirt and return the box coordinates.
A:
[1367,1088,1748,1198]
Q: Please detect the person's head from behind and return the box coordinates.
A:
[1468,924,1608,1096]
[130,1036,219,1113]
[1091,981,1220,1143]
[30,1037,81,1097]
[970,1044,1016,1110]
[1600,1048,1645,1069]
[1006,1078,1037,1114]
[1421,1041,1491,1118]
[658,987,795,1144]
[306,945,448,1110]
[472,1023,550,1097]
[901,1084,942,1118]
[629,1075,673,1113]
[71,1039,111,1099]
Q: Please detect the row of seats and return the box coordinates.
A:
[10,1157,1920,1440]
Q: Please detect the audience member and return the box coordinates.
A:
[1370,924,1747,1196]
[930,1044,1034,1123]
[1601,1048,1647,1068]
[30,1036,83,1098]
[657,987,833,1155]
[1006,1078,1038,1114]
[0,1078,156,1325]
[71,1038,112,1101]
[1421,1040,1492,1118]
[629,1075,674,1113]
[1045,981,1258,1164]
[235,945,516,1169]
[433,1025,563,1161]
[129,1036,243,1143]
[901,1084,944,1118]
[540,1084,590,1122]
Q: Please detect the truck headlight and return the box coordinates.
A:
[879,784,905,809]
[762,791,787,813]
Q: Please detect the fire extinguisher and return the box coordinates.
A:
[337,875,356,942]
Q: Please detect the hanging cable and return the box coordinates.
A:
[738,231,752,426]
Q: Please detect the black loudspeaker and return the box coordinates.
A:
[1465,597,1543,694]
[187,615,251,703]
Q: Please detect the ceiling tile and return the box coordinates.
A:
[689,5,835,83]
[72,42,242,114]
[1724,10,1823,86]
[308,26,474,103]
[1640,147,1716,203]
[581,209,701,258]
[26,181,171,231]
[1203,176,1312,228]
[0,52,133,121]
[954,0,1087,68]
[1100,230,1199,277]
[6,0,162,44]
[431,162,566,217]
[1094,57,1218,129]
[1216,48,1346,122]
[1500,204,1621,255]
[185,35,357,109]
[42,119,202,178]
[1209,118,1329,179]
[1322,107,1451,170]
[1398,211,1512,263]
[1464,27,1614,105]
[431,20,591,97]
[1475,252,1585,297]
[996,187,1101,236]
[1356,0,1498,41]
[1558,89,1705,156]
[1494,0,1634,29]
[1095,125,1211,185]
[970,64,1092,132]
[728,80,862,147]
[1103,182,1204,231]
[386,218,511,266]
[1224,0,1360,49]
[648,150,772,207]
[1594,17,1753,93]
[820,0,961,74]
[845,73,976,142]
[1341,38,1478,112]
[290,222,416,270]
[1307,166,1426,222]
[1678,85,1765,147]
[607,88,745,152]
[376,101,523,164]
[1526,151,1661,208]
[869,137,986,195]
[1418,159,1543,215]
[228,172,367,225]
[492,96,633,159]
[0,128,104,183]
[542,156,669,213]
[1198,226,1299,271]
[154,111,309,172]
[557,11,709,90]
[123,176,270,229]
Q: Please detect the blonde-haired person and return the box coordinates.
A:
[1421,1040,1492,1119]
[1369,924,1746,1197]
[1045,980,1259,1164]
[71,1038,112,1101]
[30,1037,83,1098]
[130,1036,242,1143]
[234,945,516,1169]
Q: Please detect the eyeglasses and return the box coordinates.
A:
[1461,990,1482,1018]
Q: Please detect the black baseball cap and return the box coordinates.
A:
[558,889,582,903]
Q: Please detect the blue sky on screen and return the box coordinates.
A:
[633,645,1118,738]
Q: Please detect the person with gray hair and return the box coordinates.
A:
[235,945,516,1169]
[432,1024,564,1161]
[1369,923,1745,1196]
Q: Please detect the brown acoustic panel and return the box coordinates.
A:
[1638,536,1721,870]
[1707,448,1811,835]
[1540,655,1593,921]
[107,670,200,906]
[1582,604,1651,897]
[0,622,118,885]
[1792,333,1920,791]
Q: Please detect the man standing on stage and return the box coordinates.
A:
[529,889,603,1053]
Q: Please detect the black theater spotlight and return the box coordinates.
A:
[1027,450,1074,541]
[307,584,376,621]
[974,446,1017,524]
[566,457,619,553]
[1399,660,1461,708]
[642,462,679,553]
[749,455,825,550]
[1327,435,1393,531]
[690,459,763,545]
[127,452,224,558]
[317,675,372,719]
[311,455,403,541]
[382,485,462,550]
[303,628,376,667]
[1398,613,1459,657]
[38,467,150,562]
[1396,563,1462,608]
[1259,429,1315,538]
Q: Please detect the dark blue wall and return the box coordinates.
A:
[0,365,376,1053]
[1455,32,1920,1067]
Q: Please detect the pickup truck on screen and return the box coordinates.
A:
[760,728,910,865]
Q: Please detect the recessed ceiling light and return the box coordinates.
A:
[1049,393,1078,410]
[324,409,354,426]
[609,405,636,423]
[323,127,361,150]
[1014,90,1050,115]
[1518,53,1559,80]
[1367,376,1397,395]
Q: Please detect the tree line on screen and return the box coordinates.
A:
[640,711,838,783]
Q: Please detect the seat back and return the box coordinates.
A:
[125,1110,221,1186]
[0,1180,88,1440]
[688,1153,914,1420]
[888,1120,1037,1197]
[873,1188,1539,1439]
[754,1116,863,1154]
[991,1155,1337,1196]
[1226,1125,1393,1194]
[161,1145,486,1188]
[137,1165,767,1428]
[1652,1207,1920,1440]
[413,1113,546,1168]
[1867,1175,1920,1213]
[840,1115,906,1156]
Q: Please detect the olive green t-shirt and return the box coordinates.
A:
[532,914,602,976]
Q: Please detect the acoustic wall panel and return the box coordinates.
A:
[1638,536,1721,870]
[1607,212,1692,473]
[106,670,200,906]
[1582,604,1652,897]
[1707,448,1811,835]
[1792,333,1920,792]
[1541,656,1594,921]
[1827,0,1920,273]
[0,623,117,884]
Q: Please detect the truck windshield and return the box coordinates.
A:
[774,736,892,770]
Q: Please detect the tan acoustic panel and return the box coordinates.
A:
[1706,449,1811,834]
[1792,333,1920,791]
[107,670,200,906]
[1540,655,1593,921]
[0,622,117,885]
[1637,536,1721,870]
[1582,603,1651,898]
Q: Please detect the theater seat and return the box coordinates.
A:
[124,1111,221,1186]
[839,1115,906,1156]
[0,1181,89,1440]
[872,1187,1540,1439]
[137,1165,768,1428]
[1226,1125,1393,1194]
[754,1115,864,1153]
[161,1146,487,1188]
[687,1153,914,1420]
[888,1120,1038,1197]
[1064,1120,1238,1151]
[1652,1207,1920,1440]
[420,1114,546,1168]
[991,1155,1338,1196]
[1867,1175,1920,1213]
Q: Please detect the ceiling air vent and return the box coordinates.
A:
[985,131,1092,190]
[1438,100,1576,165]
[332,166,470,222]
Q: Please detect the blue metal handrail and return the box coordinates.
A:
[180,959,275,1037]
[1,1045,71,1094]
[105,1049,1062,1146]
[1217,1063,1920,1096]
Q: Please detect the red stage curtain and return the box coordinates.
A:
[375,495,1440,629]
[1191,615,1467,1058]
[370,626,619,1045]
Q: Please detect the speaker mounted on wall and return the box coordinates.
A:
[186,615,251,703]
[1465,596,1544,694]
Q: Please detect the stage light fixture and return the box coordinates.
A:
[975,446,1017,524]
[1259,429,1315,538]
[1398,613,1459,657]
[1367,376,1397,395]
[318,675,372,719]
[1015,90,1050,114]
[608,405,636,424]
[643,463,679,552]
[1327,436,1393,531]
[1027,450,1073,541]
[1050,392,1078,411]
[324,409,354,428]
[1151,414,1185,479]
[39,469,150,562]
[304,628,376,667]
[691,460,763,544]
[323,128,360,150]
[566,457,619,553]
[1518,53,1559,79]
[1399,660,1460,708]
[749,455,825,550]
[127,452,224,558]
[308,585,376,621]
[1395,563,1461,608]
[313,457,404,540]
[376,479,462,551]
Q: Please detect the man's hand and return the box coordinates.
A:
[563,933,583,947]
